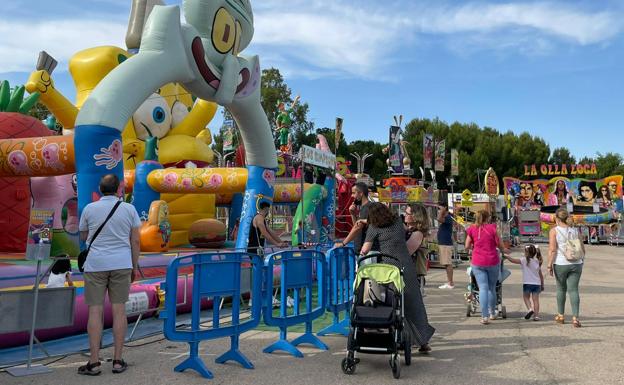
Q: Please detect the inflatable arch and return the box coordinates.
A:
[74,0,277,250]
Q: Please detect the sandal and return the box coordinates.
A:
[418,344,432,354]
[78,361,101,376]
[572,318,582,328]
[554,314,565,324]
[112,359,128,374]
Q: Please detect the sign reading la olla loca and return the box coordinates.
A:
[523,163,597,177]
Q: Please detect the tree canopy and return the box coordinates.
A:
[212,67,623,191]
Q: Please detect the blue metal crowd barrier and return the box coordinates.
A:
[262,249,328,358]
[160,252,263,379]
[318,246,356,336]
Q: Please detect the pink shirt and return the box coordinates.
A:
[467,224,500,267]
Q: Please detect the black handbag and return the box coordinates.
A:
[78,201,122,272]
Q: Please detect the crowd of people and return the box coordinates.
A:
[72,176,586,376]
[336,182,587,352]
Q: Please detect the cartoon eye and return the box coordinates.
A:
[212,7,236,54]
[171,100,190,128]
[132,93,172,140]
[233,21,242,55]
[153,106,166,123]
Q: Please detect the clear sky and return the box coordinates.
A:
[1,0,621,159]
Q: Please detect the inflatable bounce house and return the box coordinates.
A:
[0,0,351,353]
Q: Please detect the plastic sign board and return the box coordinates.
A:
[299,145,336,170]
[26,209,54,261]
[461,189,474,207]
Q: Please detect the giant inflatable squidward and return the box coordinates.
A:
[74,0,277,249]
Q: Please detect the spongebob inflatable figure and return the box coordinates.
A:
[26,46,220,246]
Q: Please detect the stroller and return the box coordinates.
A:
[465,258,508,319]
[342,254,410,379]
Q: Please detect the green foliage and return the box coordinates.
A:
[593,153,624,179]
[345,140,387,180]
[550,147,576,164]
[403,118,551,191]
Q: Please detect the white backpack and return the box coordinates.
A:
[559,227,584,262]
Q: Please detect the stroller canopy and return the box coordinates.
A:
[355,263,404,293]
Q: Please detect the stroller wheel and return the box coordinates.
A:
[501,305,507,319]
[466,303,472,317]
[341,357,356,375]
[390,354,401,379]
[402,330,412,366]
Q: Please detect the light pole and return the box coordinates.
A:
[446,176,458,263]
[446,177,456,211]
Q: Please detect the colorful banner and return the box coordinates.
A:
[335,117,343,152]
[485,167,499,198]
[503,175,623,212]
[389,125,403,173]
[451,149,459,176]
[435,139,445,172]
[222,119,235,151]
[26,209,54,261]
[423,133,433,169]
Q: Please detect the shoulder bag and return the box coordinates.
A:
[78,201,122,272]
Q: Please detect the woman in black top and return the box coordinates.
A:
[361,203,435,352]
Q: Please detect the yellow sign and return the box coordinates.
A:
[406,187,424,202]
[378,188,392,203]
[461,189,474,207]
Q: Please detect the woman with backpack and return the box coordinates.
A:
[547,208,585,328]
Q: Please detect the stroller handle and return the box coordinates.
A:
[357,253,402,267]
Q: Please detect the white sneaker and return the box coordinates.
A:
[272,297,281,308]
[439,283,455,289]
[286,295,295,308]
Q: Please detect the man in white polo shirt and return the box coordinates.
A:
[78,174,141,375]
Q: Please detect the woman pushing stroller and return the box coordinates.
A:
[465,210,510,325]
[360,202,435,352]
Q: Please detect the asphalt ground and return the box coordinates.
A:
[2,244,623,385]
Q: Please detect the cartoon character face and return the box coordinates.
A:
[209,173,223,188]
[42,143,62,169]
[181,0,256,100]
[580,185,595,202]
[170,100,190,128]
[262,169,275,185]
[519,182,534,202]
[162,173,179,188]
[8,150,30,174]
[132,93,172,140]
[608,181,619,197]
[184,0,253,66]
